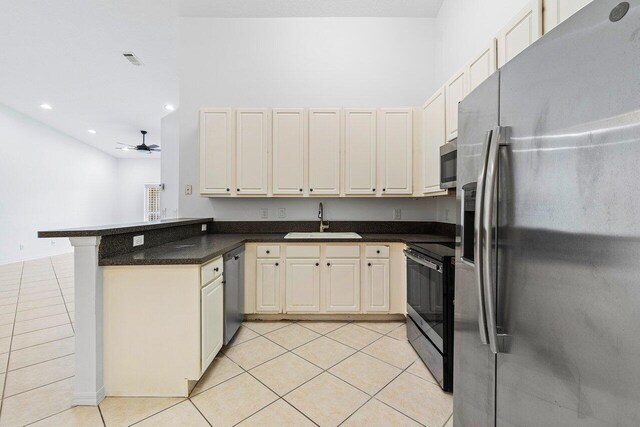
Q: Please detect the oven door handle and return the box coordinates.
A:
[404,250,442,272]
[474,129,493,346]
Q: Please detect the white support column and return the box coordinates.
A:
[69,236,104,406]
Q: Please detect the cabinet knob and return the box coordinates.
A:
[266,250,270,254]
[299,188,303,192]
[372,188,376,192]
[310,188,313,192]
[234,255,239,260]
[236,188,240,192]
[327,262,331,266]
[315,263,319,266]
[214,267,219,272]
[368,263,372,267]
[275,262,279,266]
[376,250,380,254]
[226,188,230,192]
[382,189,386,192]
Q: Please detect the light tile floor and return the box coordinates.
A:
[0,254,453,426]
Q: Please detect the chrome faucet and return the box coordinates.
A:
[318,202,329,232]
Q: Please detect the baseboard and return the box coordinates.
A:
[73,387,105,406]
[244,313,406,321]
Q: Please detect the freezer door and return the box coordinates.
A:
[496,1,640,425]
[454,71,499,425]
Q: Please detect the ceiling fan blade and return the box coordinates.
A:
[146,144,159,149]
[117,142,136,148]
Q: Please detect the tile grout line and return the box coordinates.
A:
[0,260,24,418]
[126,398,187,426]
[50,258,75,334]
[97,404,107,427]
[5,351,74,374]
[3,375,75,400]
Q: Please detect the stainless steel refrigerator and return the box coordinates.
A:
[454,1,640,425]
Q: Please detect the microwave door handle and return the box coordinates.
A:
[482,126,507,354]
[474,130,493,346]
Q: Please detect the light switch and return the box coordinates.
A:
[278,208,286,218]
[133,235,144,246]
[201,224,207,232]
[260,208,268,219]
[393,208,402,220]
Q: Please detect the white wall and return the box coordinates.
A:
[172,17,456,223]
[434,0,529,85]
[160,112,180,219]
[0,103,162,264]
[0,103,118,264]
[115,159,161,223]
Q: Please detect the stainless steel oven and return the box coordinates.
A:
[440,140,457,189]
[405,245,454,391]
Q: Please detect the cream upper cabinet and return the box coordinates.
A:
[285,258,320,312]
[378,108,413,195]
[543,0,591,33]
[497,0,543,68]
[467,39,497,94]
[445,67,467,142]
[236,109,270,195]
[201,276,223,372]
[272,109,306,195]
[364,258,390,312]
[256,259,281,313]
[200,109,234,195]
[422,88,446,194]
[308,109,341,195]
[344,109,377,195]
[324,258,360,312]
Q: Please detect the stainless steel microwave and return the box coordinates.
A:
[440,141,457,189]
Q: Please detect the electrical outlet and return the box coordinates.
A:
[278,208,286,219]
[260,208,269,219]
[393,208,402,220]
[133,235,144,247]
[185,184,192,195]
[201,224,207,232]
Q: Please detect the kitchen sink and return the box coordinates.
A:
[284,232,362,239]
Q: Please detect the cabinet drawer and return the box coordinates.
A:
[326,245,360,258]
[286,245,321,258]
[201,257,223,286]
[257,245,280,258]
[365,245,389,258]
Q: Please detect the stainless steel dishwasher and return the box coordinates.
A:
[223,246,244,344]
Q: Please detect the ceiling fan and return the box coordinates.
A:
[116,130,160,154]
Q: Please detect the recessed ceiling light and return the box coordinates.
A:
[88,129,97,134]
[40,103,52,110]
[164,104,175,111]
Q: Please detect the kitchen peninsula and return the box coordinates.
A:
[39,218,454,403]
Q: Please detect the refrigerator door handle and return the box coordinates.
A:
[482,126,508,354]
[474,129,494,346]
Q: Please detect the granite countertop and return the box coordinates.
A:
[38,218,213,238]
[100,232,455,266]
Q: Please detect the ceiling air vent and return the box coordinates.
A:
[122,52,143,66]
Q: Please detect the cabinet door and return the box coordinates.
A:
[497,0,542,68]
[422,88,446,194]
[285,259,320,312]
[364,259,390,312]
[236,109,270,195]
[201,276,224,372]
[256,259,281,313]
[543,0,591,33]
[324,259,360,312]
[445,68,467,142]
[200,109,234,195]
[344,109,377,195]
[308,109,341,195]
[273,109,306,195]
[378,108,413,195]
[467,39,497,94]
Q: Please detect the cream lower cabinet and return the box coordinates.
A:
[324,258,360,312]
[201,275,223,373]
[256,258,282,313]
[364,258,390,312]
[246,243,401,315]
[285,258,320,312]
